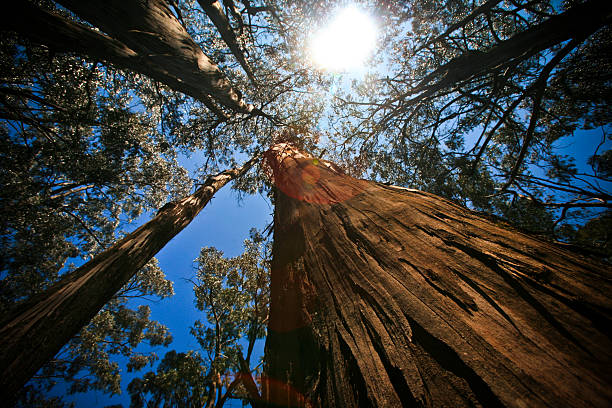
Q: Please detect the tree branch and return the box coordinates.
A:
[498,38,583,193]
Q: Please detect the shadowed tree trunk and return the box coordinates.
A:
[56,0,253,113]
[0,157,256,403]
[52,0,255,115]
[262,144,612,407]
[2,1,238,120]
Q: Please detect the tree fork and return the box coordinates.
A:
[263,143,612,407]
[0,156,257,403]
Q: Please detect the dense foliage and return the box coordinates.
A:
[128,230,270,407]
[1,0,609,405]
[0,36,183,404]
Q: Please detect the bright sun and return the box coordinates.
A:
[310,6,377,71]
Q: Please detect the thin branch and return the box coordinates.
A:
[197,0,256,84]
[60,207,104,248]
[415,0,503,54]
[498,38,582,193]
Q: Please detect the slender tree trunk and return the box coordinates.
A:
[262,144,612,407]
[197,0,256,83]
[2,1,235,120]
[0,157,256,403]
[410,0,612,100]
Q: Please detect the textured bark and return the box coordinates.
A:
[55,0,254,114]
[0,157,256,402]
[263,144,612,407]
[2,1,231,120]
[198,0,256,83]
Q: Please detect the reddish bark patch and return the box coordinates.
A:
[264,144,612,408]
[264,144,368,204]
[261,376,311,407]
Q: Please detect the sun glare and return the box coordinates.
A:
[310,6,377,71]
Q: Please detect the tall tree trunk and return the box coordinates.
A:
[197,0,256,84]
[54,0,254,114]
[408,0,612,101]
[56,0,252,113]
[3,1,234,120]
[262,144,612,407]
[0,157,256,403]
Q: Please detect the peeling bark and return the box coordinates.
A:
[263,144,612,407]
[55,0,254,114]
[0,157,257,402]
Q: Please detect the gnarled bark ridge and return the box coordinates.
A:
[263,144,612,407]
[0,157,256,403]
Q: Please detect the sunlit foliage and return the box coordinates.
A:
[128,229,270,407]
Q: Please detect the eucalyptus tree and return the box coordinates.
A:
[6,0,255,119]
[12,258,174,406]
[175,0,329,151]
[0,1,326,402]
[0,27,199,405]
[127,350,210,408]
[263,143,612,407]
[328,0,611,235]
[128,229,270,408]
[0,154,257,403]
[2,0,611,405]
[0,36,189,301]
[0,3,268,401]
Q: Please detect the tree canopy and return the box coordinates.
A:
[1,0,610,406]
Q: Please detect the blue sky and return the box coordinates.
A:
[35,3,611,405]
[56,181,272,407]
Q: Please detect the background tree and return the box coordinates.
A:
[0,36,190,308]
[0,0,313,403]
[127,350,210,408]
[128,229,270,408]
[327,0,611,236]
[0,155,256,404]
[0,34,186,405]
